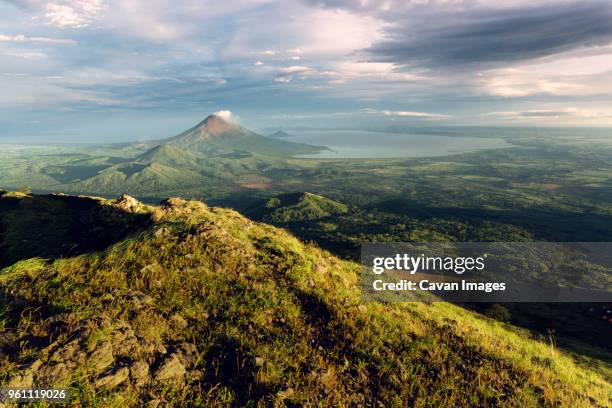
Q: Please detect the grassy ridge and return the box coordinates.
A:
[0,194,610,406]
[245,192,349,223]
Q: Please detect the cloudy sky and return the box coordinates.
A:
[1,0,612,142]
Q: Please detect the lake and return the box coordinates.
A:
[287,130,513,158]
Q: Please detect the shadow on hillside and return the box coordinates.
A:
[202,335,271,404]
[0,193,151,268]
[374,199,612,242]
[250,197,612,364]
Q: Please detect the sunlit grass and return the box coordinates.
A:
[1,195,610,406]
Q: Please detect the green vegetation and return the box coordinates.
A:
[0,113,326,198]
[1,122,611,405]
[0,192,150,268]
[245,192,348,223]
[1,194,610,406]
[165,114,326,157]
[244,189,612,354]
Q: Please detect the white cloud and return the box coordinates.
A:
[294,7,384,56]
[222,3,384,61]
[0,34,76,44]
[274,65,318,82]
[278,65,311,74]
[212,109,238,123]
[45,3,86,27]
[3,50,47,58]
[44,0,106,28]
[480,68,587,97]
[363,108,450,120]
[331,61,425,83]
[2,0,612,127]
[485,108,612,120]
[477,47,612,97]
[273,76,292,83]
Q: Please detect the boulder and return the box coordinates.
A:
[130,361,150,386]
[89,341,115,374]
[115,195,141,212]
[154,354,186,383]
[7,372,33,388]
[94,367,130,390]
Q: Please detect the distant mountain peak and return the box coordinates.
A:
[160,111,326,157]
[195,111,239,137]
[268,130,294,138]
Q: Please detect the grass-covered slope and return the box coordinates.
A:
[0,192,150,268]
[74,162,208,195]
[0,194,610,407]
[135,144,200,167]
[246,192,349,223]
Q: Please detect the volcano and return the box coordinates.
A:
[163,111,325,157]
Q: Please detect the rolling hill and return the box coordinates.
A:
[0,112,328,198]
[73,161,208,196]
[245,192,349,223]
[51,113,328,196]
[0,191,610,406]
[135,144,200,167]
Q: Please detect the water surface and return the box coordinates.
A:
[290,130,512,158]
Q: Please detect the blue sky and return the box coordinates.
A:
[1,0,612,142]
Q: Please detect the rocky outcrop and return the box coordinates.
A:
[6,315,200,396]
[95,367,130,390]
[113,194,144,213]
[153,354,185,383]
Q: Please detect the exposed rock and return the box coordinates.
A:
[126,290,155,310]
[29,359,44,372]
[89,341,114,374]
[114,194,141,212]
[130,361,150,386]
[38,363,70,385]
[175,343,198,367]
[13,318,157,393]
[111,323,136,344]
[94,366,130,390]
[51,338,84,364]
[154,354,186,383]
[43,313,74,336]
[160,197,187,208]
[156,343,168,355]
[7,372,33,388]
[153,228,170,238]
